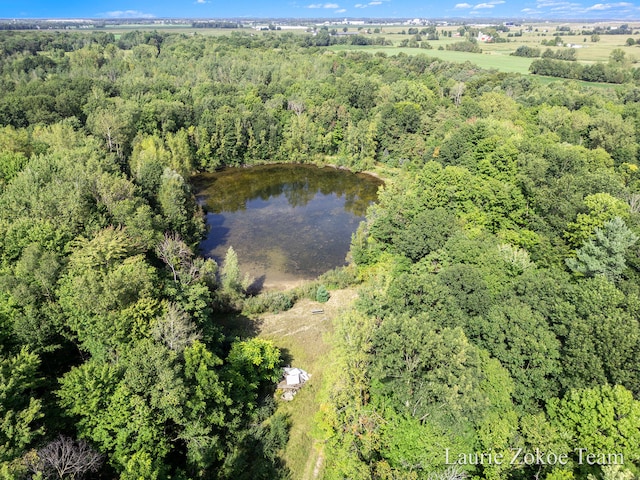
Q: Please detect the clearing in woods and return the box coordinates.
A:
[255,288,359,480]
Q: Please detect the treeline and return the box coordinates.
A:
[0,31,116,55]
[529,56,636,83]
[192,21,242,29]
[513,45,576,60]
[301,29,391,47]
[446,40,482,53]
[0,30,494,172]
[582,24,634,35]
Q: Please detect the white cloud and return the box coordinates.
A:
[454,2,473,7]
[307,2,339,6]
[549,3,581,10]
[536,1,573,7]
[527,0,636,17]
[369,1,383,4]
[195,0,209,3]
[105,9,155,18]
[473,3,495,8]
[355,3,367,6]
[335,8,347,11]
[586,1,633,9]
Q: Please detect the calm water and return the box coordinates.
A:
[194,164,383,289]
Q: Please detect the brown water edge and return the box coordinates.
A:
[244,262,311,292]
[238,244,315,292]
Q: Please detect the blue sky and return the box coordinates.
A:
[2,0,640,20]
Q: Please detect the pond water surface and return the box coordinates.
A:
[194,164,383,289]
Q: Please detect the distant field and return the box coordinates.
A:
[48,20,640,78]
[329,22,640,76]
[328,44,535,74]
[101,25,248,36]
[376,23,640,61]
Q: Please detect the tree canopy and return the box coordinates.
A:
[0,28,639,479]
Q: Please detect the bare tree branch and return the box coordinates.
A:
[30,435,103,479]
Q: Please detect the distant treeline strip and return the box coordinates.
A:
[529,57,638,84]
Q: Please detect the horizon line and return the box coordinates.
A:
[1,16,639,22]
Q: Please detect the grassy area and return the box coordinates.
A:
[330,22,640,76]
[250,288,358,479]
[533,74,620,89]
[329,44,534,74]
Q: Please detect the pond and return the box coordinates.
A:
[194,164,383,290]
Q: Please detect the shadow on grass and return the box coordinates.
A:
[214,311,264,339]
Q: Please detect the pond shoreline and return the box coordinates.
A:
[193,162,382,289]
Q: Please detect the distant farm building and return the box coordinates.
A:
[477,31,494,42]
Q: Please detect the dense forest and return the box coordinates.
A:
[1,28,640,479]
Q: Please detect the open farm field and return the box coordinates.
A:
[330,22,640,74]
[23,19,640,72]
[329,43,535,73]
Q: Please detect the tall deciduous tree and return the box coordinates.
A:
[0,348,43,466]
[548,384,640,474]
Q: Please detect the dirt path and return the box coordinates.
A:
[258,288,358,367]
[256,288,358,480]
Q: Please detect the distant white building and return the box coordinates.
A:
[477,31,494,42]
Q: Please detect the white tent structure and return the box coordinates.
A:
[278,367,311,401]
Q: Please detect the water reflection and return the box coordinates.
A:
[194,164,382,288]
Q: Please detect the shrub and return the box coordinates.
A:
[446,41,482,53]
[512,45,540,57]
[316,285,330,303]
[318,266,360,289]
[243,291,297,314]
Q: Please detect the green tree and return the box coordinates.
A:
[372,316,488,421]
[0,151,28,188]
[316,285,330,303]
[1,243,62,351]
[0,348,43,466]
[609,48,627,66]
[224,338,281,411]
[220,246,250,295]
[565,193,630,248]
[548,384,640,474]
[561,276,640,393]
[58,297,226,476]
[158,168,203,241]
[180,340,232,473]
[85,101,137,159]
[57,228,160,358]
[566,217,637,281]
[468,299,561,407]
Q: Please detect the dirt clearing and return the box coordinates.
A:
[256,288,358,480]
